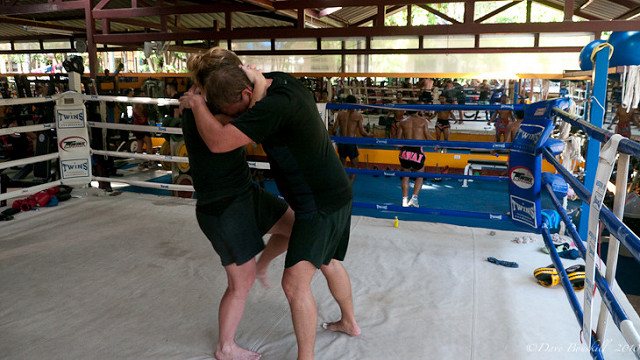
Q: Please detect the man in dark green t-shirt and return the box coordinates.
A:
[180,62,361,360]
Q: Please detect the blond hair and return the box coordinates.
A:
[187,47,254,110]
[187,47,242,89]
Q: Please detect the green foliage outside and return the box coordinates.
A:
[385,1,584,26]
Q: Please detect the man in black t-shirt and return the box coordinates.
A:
[164,82,181,119]
[182,105,294,360]
[180,60,361,360]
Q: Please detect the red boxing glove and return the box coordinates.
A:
[21,198,35,211]
[47,186,59,195]
[34,191,52,207]
[12,199,24,210]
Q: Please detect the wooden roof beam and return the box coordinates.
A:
[94,0,112,11]
[350,5,403,27]
[0,0,85,16]
[534,0,599,20]
[237,0,275,11]
[92,3,265,18]
[0,16,86,33]
[107,17,193,32]
[274,0,500,10]
[475,1,521,23]
[417,4,461,24]
[565,0,575,20]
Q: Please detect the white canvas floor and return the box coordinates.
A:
[1,190,639,360]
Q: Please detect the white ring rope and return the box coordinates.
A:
[0,153,60,171]
[0,180,63,202]
[92,176,194,192]
[590,96,606,114]
[0,94,62,106]
[82,94,179,107]
[87,121,183,135]
[91,149,188,163]
[0,123,56,137]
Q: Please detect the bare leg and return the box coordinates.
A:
[282,261,319,360]
[349,156,359,183]
[256,207,294,289]
[401,175,409,198]
[144,135,153,167]
[320,259,361,336]
[413,168,424,197]
[136,139,144,168]
[443,128,450,142]
[435,127,442,141]
[216,260,262,360]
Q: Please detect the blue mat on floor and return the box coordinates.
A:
[121,172,579,232]
[119,172,640,295]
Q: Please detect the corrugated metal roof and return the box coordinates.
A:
[332,6,377,26]
[582,0,636,20]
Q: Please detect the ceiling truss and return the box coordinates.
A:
[0,0,639,77]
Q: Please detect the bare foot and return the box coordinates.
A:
[255,271,271,290]
[322,320,361,337]
[215,343,262,360]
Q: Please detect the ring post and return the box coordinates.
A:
[508,98,570,232]
[55,92,92,186]
[579,45,611,240]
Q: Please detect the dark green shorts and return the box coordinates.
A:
[196,183,288,266]
[285,201,353,269]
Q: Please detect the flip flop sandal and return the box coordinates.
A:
[534,264,560,287]
[566,264,585,291]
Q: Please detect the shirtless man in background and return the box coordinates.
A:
[505,107,525,143]
[434,95,457,142]
[608,106,640,139]
[397,110,434,208]
[332,94,373,182]
[489,95,515,142]
[390,91,407,137]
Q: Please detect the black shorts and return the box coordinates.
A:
[196,183,288,266]
[133,131,150,140]
[337,143,359,161]
[420,91,433,103]
[399,146,425,171]
[285,201,352,269]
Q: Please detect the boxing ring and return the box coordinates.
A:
[1,80,640,359]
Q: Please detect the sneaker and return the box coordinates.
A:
[402,197,409,207]
[408,197,419,208]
